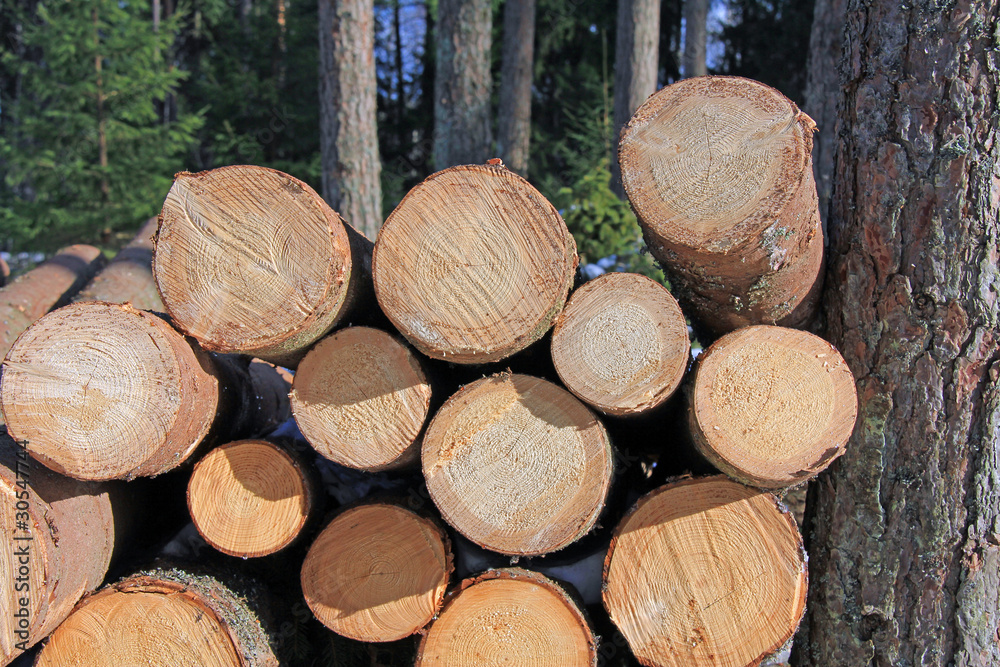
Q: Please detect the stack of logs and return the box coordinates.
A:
[0,76,858,667]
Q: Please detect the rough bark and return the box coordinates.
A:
[802,0,848,230]
[794,3,1000,666]
[497,0,536,176]
[681,0,708,78]
[319,0,382,239]
[433,0,493,169]
[610,0,660,197]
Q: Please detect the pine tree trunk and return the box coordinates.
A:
[794,2,1000,665]
[75,217,163,311]
[681,0,708,78]
[319,0,383,239]
[496,0,535,176]
[610,0,660,197]
[433,0,493,169]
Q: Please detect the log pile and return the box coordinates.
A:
[0,75,859,667]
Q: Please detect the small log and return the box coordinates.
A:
[373,163,577,364]
[301,502,452,642]
[291,326,431,472]
[35,567,279,667]
[551,272,690,417]
[153,165,372,367]
[0,302,289,481]
[0,244,105,364]
[422,373,613,556]
[415,568,597,666]
[603,476,807,667]
[187,439,315,558]
[619,76,823,334]
[74,217,164,311]
[688,325,857,489]
[0,430,114,663]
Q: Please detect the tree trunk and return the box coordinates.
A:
[433,0,493,169]
[75,217,163,311]
[794,2,1000,666]
[319,0,383,239]
[801,0,848,230]
[681,0,708,78]
[610,0,660,197]
[496,0,536,176]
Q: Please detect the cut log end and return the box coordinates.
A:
[373,164,577,364]
[603,476,807,667]
[1,302,218,481]
[689,325,857,489]
[301,503,452,642]
[153,165,357,364]
[422,373,613,556]
[416,569,597,666]
[291,327,431,471]
[552,272,690,416]
[187,440,313,558]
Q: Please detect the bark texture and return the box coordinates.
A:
[434,0,493,169]
[497,0,536,176]
[681,0,708,78]
[802,0,848,229]
[795,3,1000,666]
[319,0,382,239]
[610,0,660,196]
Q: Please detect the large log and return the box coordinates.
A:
[551,272,690,417]
[301,502,452,642]
[422,373,613,555]
[0,430,114,664]
[415,568,597,666]
[290,326,431,471]
[687,325,857,489]
[75,217,164,311]
[373,163,577,364]
[187,439,316,558]
[603,476,807,667]
[0,302,290,480]
[619,76,823,335]
[153,165,372,367]
[34,568,279,666]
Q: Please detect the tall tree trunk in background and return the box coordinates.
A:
[239,0,252,36]
[433,0,492,169]
[318,0,383,239]
[93,7,109,203]
[276,0,287,88]
[496,0,536,176]
[802,0,847,230]
[394,0,406,156]
[610,0,659,197]
[681,0,707,78]
[793,2,1000,666]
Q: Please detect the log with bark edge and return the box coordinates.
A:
[291,326,431,471]
[0,429,114,664]
[603,475,807,667]
[415,568,597,666]
[187,439,316,558]
[153,164,372,367]
[372,163,577,364]
[34,567,279,667]
[551,272,690,417]
[0,244,105,365]
[619,75,823,334]
[300,502,452,643]
[422,373,613,556]
[74,217,164,311]
[0,302,290,481]
[687,325,857,489]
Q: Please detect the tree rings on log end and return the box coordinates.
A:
[300,503,452,642]
[373,163,577,364]
[552,272,690,416]
[422,373,613,556]
[603,476,806,667]
[689,325,857,489]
